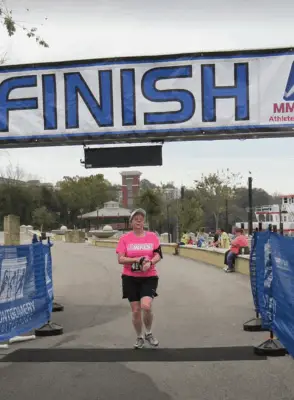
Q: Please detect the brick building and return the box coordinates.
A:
[120,171,142,209]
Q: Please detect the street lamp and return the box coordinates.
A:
[248,174,253,235]
[80,208,84,230]
[96,206,99,229]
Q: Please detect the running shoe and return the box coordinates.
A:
[134,337,144,349]
[145,333,159,347]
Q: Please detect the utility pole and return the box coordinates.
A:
[180,186,185,238]
[248,176,253,235]
[225,198,229,232]
[176,186,185,242]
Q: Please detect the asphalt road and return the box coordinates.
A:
[1,242,294,400]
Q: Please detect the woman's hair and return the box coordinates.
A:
[130,208,146,222]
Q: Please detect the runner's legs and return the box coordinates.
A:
[141,296,153,332]
[130,301,143,336]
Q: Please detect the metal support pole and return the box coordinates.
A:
[243,194,268,333]
[178,186,185,240]
[225,198,229,233]
[248,176,253,236]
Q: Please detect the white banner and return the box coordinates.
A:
[0,48,293,145]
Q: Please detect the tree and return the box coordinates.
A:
[195,169,242,231]
[161,181,175,189]
[136,188,163,231]
[140,179,157,191]
[179,197,203,234]
[1,1,49,50]
[32,206,55,231]
[57,174,115,226]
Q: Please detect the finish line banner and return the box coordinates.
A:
[0,48,294,146]
[0,243,51,342]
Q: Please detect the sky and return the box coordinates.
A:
[0,0,294,193]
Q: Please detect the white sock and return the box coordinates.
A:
[145,330,152,335]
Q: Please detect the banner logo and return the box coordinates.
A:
[271,61,294,122]
[0,257,27,304]
[283,62,294,101]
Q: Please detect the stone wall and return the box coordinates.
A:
[91,239,250,275]
[4,215,20,246]
[64,231,85,243]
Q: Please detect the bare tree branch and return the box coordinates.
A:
[0,1,49,47]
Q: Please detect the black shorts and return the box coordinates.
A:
[121,275,159,302]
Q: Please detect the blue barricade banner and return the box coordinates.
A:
[249,231,259,313]
[270,234,294,357]
[263,233,274,330]
[0,243,50,342]
[43,243,54,314]
[255,230,272,330]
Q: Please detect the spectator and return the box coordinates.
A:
[224,228,248,273]
[220,229,230,249]
[213,230,220,248]
[187,236,193,245]
[32,234,38,244]
[180,232,189,245]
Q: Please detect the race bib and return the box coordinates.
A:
[131,257,148,272]
[131,262,142,272]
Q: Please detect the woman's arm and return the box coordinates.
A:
[117,253,140,265]
[150,253,161,265]
[150,245,163,265]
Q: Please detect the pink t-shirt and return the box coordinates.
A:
[116,231,160,277]
[230,235,248,254]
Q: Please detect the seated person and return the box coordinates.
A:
[224,228,248,273]
[187,236,194,245]
[179,232,189,245]
[213,231,220,247]
[220,229,230,249]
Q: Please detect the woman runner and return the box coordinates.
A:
[116,208,163,349]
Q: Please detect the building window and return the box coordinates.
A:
[284,215,287,222]
[284,198,288,203]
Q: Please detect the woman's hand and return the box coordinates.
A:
[141,259,152,272]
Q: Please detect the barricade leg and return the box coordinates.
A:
[35,320,63,337]
[243,311,268,332]
[52,301,64,312]
[254,330,287,357]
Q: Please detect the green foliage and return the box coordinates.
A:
[32,206,55,230]
[136,188,163,230]
[0,167,119,230]
[195,169,242,230]
[0,2,49,48]
[57,175,114,214]
[179,196,203,234]
[0,163,281,235]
